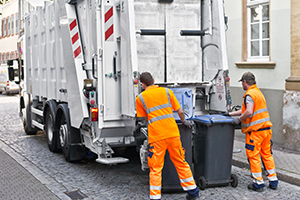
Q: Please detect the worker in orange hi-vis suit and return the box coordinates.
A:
[228,72,278,192]
[135,72,200,200]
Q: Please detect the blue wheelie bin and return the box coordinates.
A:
[192,115,238,190]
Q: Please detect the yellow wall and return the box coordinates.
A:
[287,0,300,90]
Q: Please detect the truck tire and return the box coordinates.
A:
[45,107,59,152]
[24,101,38,135]
[57,106,72,162]
[56,104,88,162]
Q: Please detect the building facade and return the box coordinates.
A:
[225,0,300,151]
[283,0,300,152]
[0,0,19,65]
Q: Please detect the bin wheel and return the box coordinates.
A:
[230,174,238,187]
[197,176,206,190]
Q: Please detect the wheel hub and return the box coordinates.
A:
[47,115,53,142]
[59,124,68,147]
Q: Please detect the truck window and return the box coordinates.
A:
[8,67,14,81]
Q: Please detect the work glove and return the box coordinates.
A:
[133,123,142,137]
[222,112,230,116]
[232,118,241,126]
[182,120,193,129]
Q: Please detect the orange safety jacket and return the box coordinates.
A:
[135,85,181,144]
[241,84,272,133]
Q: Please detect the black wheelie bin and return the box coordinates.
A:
[162,88,193,192]
[192,115,238,190]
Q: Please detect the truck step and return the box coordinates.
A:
[96,157,129,165]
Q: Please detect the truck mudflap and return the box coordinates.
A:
[68,143,90,161]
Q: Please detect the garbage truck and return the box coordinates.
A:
[17,0,231,165]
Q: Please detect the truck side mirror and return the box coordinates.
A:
[21,67,24,80]
[8,67,14,81]
[17,59,24,81]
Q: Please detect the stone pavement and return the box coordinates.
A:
[1,135,300,200]
[232,137,300,187]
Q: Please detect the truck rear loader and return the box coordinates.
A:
[17,0,231,165]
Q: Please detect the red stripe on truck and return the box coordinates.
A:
[105,7,113,23]
[74,46,82,58]
[105,25,114,41]
[69,19,77,31]
[72,32,79,44]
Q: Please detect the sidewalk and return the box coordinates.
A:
[0,140,70,200]
[232,137,300,187]
[0,147,60,200]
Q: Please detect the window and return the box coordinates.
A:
[8,16,10,36]
[0,20,2,39]
[11,15,14,36]
[1,19,3,38]
[235,0,274,68]
[15,13,18,35]
[247,0,269,61]
[4,18,7,37]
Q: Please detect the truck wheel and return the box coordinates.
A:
[56,104,88,162]
[45,109,59,152]
[24,101,38,135]
[58,113,72,162]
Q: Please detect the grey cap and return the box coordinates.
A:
[238,72,255,82]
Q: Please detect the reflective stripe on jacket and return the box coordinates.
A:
[135,85,181,143]
[241,84,272,133]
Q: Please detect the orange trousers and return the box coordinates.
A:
[245,129,278,186]
[148,136,197,200]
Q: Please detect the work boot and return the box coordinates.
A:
[186,194,200,200]
[247,183,264,192]
[269,180,278,190]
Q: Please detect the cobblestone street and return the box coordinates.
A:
[1,94,300,200]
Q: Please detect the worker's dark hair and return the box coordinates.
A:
[140,72,154,87]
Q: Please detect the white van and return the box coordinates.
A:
[0,60,19,95]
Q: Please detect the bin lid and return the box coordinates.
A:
[193,114,233,125]
[169,88,193,122]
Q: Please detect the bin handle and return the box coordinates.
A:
[185,91,191,97]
